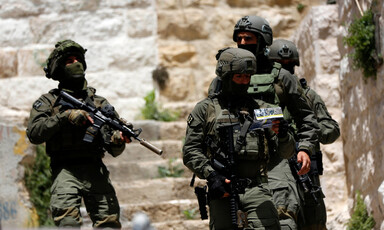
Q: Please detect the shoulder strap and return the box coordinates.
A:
[272,63,284,105]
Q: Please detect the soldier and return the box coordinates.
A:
[268,39,340,230]
[184,47,297,229]
[208,15,320,229]
[26,40,131,228]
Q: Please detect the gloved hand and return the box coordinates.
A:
[119,117,133,129]
[277,119,289,138]
[110,130,131,144]
[66,109,93,126]
[207,171,230,199]
[110,130,125,145]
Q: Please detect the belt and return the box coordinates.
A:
[50,156,102,168]
[247,175,268,187]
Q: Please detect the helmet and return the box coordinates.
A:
[233,16,273,47]
[268,39,300,66]
[44,39,87,80]
[215,47,257,79]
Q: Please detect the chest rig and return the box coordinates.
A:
[205,97,270,178]
[48,88,105,158]
[247,62,284,105]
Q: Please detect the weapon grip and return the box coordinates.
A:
[139,139,163,155]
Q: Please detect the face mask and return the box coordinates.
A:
[64,62,85,80]
[60,62,86,91]
[238,44,259,57]
[222,78,249,96]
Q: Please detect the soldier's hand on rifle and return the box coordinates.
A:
[297,151,311,175]
[66,109,94,126]
[111,130,131,144]
[207,171,230,199]
[271,119,289,137]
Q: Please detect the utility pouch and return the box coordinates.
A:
[194,186,208,220]
[237,210,248,228]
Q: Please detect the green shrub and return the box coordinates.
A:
[297,3,306,13]
[347,191,375,230]
[158,158,184,178]
[344,9,382,79]
[183,208,198,220]
[24,145,54,226]
[138,90,180,121]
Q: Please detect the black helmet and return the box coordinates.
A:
[215,47,257,79]
[44,40,87,80]
[268,39,300,66]
[233,16,273,47]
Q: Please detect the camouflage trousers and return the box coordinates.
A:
[50,161,121,228]
[209,181,280,230]
[268,159,300,230]
[297,173,327,230]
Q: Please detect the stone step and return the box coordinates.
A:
[102,140,183,163]
[152,219,210,230]
[106,158,193,182]
[81,200,210,229]
[120,199,203,223]
[131,120,187,141]
[113,177,206,204]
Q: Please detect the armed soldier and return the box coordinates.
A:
[184,47,297,229]
[268,39,340,230]
[208,15,320,229]
[26,40,131,228]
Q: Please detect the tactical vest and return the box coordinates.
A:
[205,97,269,178]
[47,88,105,160]
[247,62,284,105]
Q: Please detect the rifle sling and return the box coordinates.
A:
[234,119,252,153]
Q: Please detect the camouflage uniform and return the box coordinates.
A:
[184,48,296,229]
[268,39,340,230]
[297,82,340,230]
[26,40,125,228]
[208,16,319,230]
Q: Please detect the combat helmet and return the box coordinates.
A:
[44,39,87,80]
[215,47,257,79]
[233,16,273,47]
[268,39,300,66]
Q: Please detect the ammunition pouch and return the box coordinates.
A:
[194,186,208,220]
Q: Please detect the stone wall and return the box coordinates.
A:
[156,0,324,116]
[293,1,384,228]
[337,0,384,229]
[0,124,36,227]
[292,5,348,229]
[0,0,158,125]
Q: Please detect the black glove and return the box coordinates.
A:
[207,171,229,199]
[277,119,289,138]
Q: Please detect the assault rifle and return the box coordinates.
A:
[206,123,250,229]
[56,91,163,156]
[288,154,321,204]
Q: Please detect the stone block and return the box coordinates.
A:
[0,48,18,79]
[159,43,197,68]
[0,18,34,46]
[17,46,51,77]
[158,10,209,40]
[0,0,39,18]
